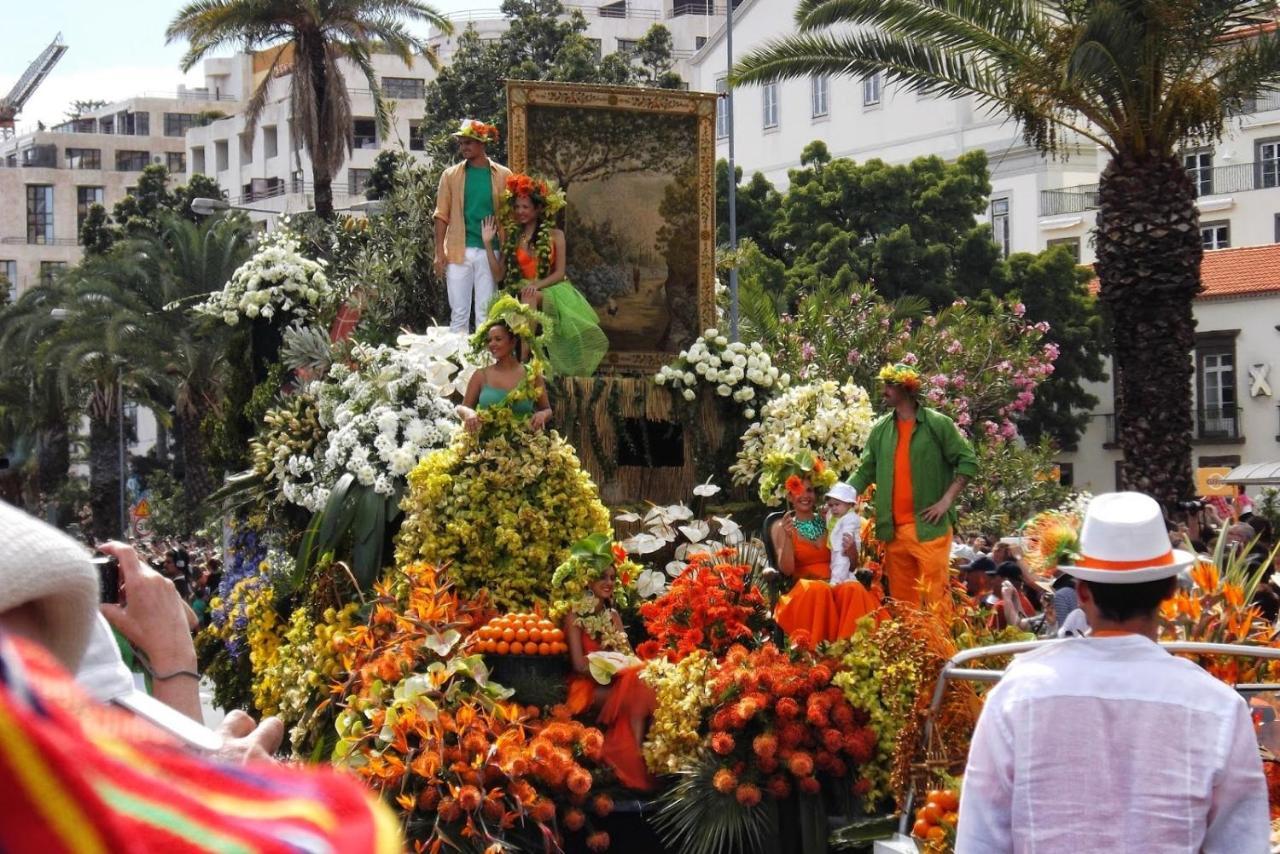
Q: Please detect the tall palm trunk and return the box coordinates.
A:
[36,420,70,523]
[177,408,214,507]
[308,40,336,220]
[1094,151,1201,505]
[87,413,122,543]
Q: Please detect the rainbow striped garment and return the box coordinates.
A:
[0,632,402,853]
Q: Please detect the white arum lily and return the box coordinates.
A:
[678,520,710,543]
[614,510,642,523]
[714,515,744,544]
[623,532,668,555]
[665,559,688,577]
[637,569,668,598]
[693,479,721,497]
[588,651,641,685]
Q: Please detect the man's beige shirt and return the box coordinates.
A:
[433,158,513,265]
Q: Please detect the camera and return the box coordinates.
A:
[90,553,120,605]
[1176,499,1206,513]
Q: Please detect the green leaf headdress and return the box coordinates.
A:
[759,450,838,506]
[471,294,552,365]
[550,532,638,619]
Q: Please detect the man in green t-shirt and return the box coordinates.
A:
[432,119,513,332]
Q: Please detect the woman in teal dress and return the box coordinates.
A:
[481,174,608,377]
[455,317,552,433]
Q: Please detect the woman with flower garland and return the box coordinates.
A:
[455,296,553,433]
[553,538,657,791]
[769,456,880,644]
[481,174,608,377]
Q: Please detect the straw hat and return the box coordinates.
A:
[1058,492,1194,584]
[0,500,99,670]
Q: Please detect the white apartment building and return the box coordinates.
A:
[428,1,734,79]
[185,47,437,223]
[691,0,1280,264]
[1061,244,1280,495]
[0,86,240,300]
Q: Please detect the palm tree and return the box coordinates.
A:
[166,0,451,218]
[82,215,252,508]
[732,1,1280,504]
[111,217,253,504]
[0,287,75,519]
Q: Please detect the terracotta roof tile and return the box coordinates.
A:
[1084,244,1280,300]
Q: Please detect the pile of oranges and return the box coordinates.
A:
[911,788,959,844]
[470,613,568,657]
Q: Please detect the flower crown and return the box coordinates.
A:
[550,533,637,619]
[878,362,922,392]
[502,173,567,218]
[454,119,499,145]
[758,450,838,506]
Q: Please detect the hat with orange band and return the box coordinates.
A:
[1058,492,1194,584]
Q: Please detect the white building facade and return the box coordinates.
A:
[184,48,438,224]
[1061,245,1280,496]
[0,87,240,300]
[690,0,1280,265]
[428,1,731,80]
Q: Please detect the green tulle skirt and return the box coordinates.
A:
[540,281,609,377]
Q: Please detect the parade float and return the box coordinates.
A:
[190,80,1280,853]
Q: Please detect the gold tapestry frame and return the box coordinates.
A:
[506,80,719,374]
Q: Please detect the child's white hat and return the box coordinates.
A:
[826,482,858,504]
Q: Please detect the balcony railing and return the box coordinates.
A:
[0,236,78,246]
[1243,90,1280,114]
[1042,160,1280,216]
[1040,183,1099,216]
[1196,406,1242,441]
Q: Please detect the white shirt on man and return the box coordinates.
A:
[957,634,1268,854]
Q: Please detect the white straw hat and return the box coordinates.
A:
[825,482,858,504]
[0,500,99,670]
[1058,492,1194,584]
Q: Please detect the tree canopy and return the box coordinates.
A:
[722,143,1106,449]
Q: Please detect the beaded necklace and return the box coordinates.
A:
[794,514,827,542]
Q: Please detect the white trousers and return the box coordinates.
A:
[446,247,496,332]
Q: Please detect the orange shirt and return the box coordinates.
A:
[892,417,915,525]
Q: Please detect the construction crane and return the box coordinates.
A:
[0,33,68,139]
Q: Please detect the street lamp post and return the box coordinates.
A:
[725,0,739,342]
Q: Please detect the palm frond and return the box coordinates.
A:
[650,762,779,854]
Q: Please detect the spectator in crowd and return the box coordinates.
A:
[957,492,1268,853]
[963,555,995,600]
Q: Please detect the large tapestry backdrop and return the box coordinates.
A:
[507,81,719,373]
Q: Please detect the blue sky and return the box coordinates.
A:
[1,0,492,131]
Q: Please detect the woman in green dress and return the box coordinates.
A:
[481,173,608,377]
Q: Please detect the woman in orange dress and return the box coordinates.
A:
[770,477,880,643]
[561,561,657,791]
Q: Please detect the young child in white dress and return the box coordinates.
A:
[825,482,861,585]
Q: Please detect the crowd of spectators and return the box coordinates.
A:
[951,496,1280,639]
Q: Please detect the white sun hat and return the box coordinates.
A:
[825,482,858,504]
[1058,492,1194,584]
[0,499,99,671]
